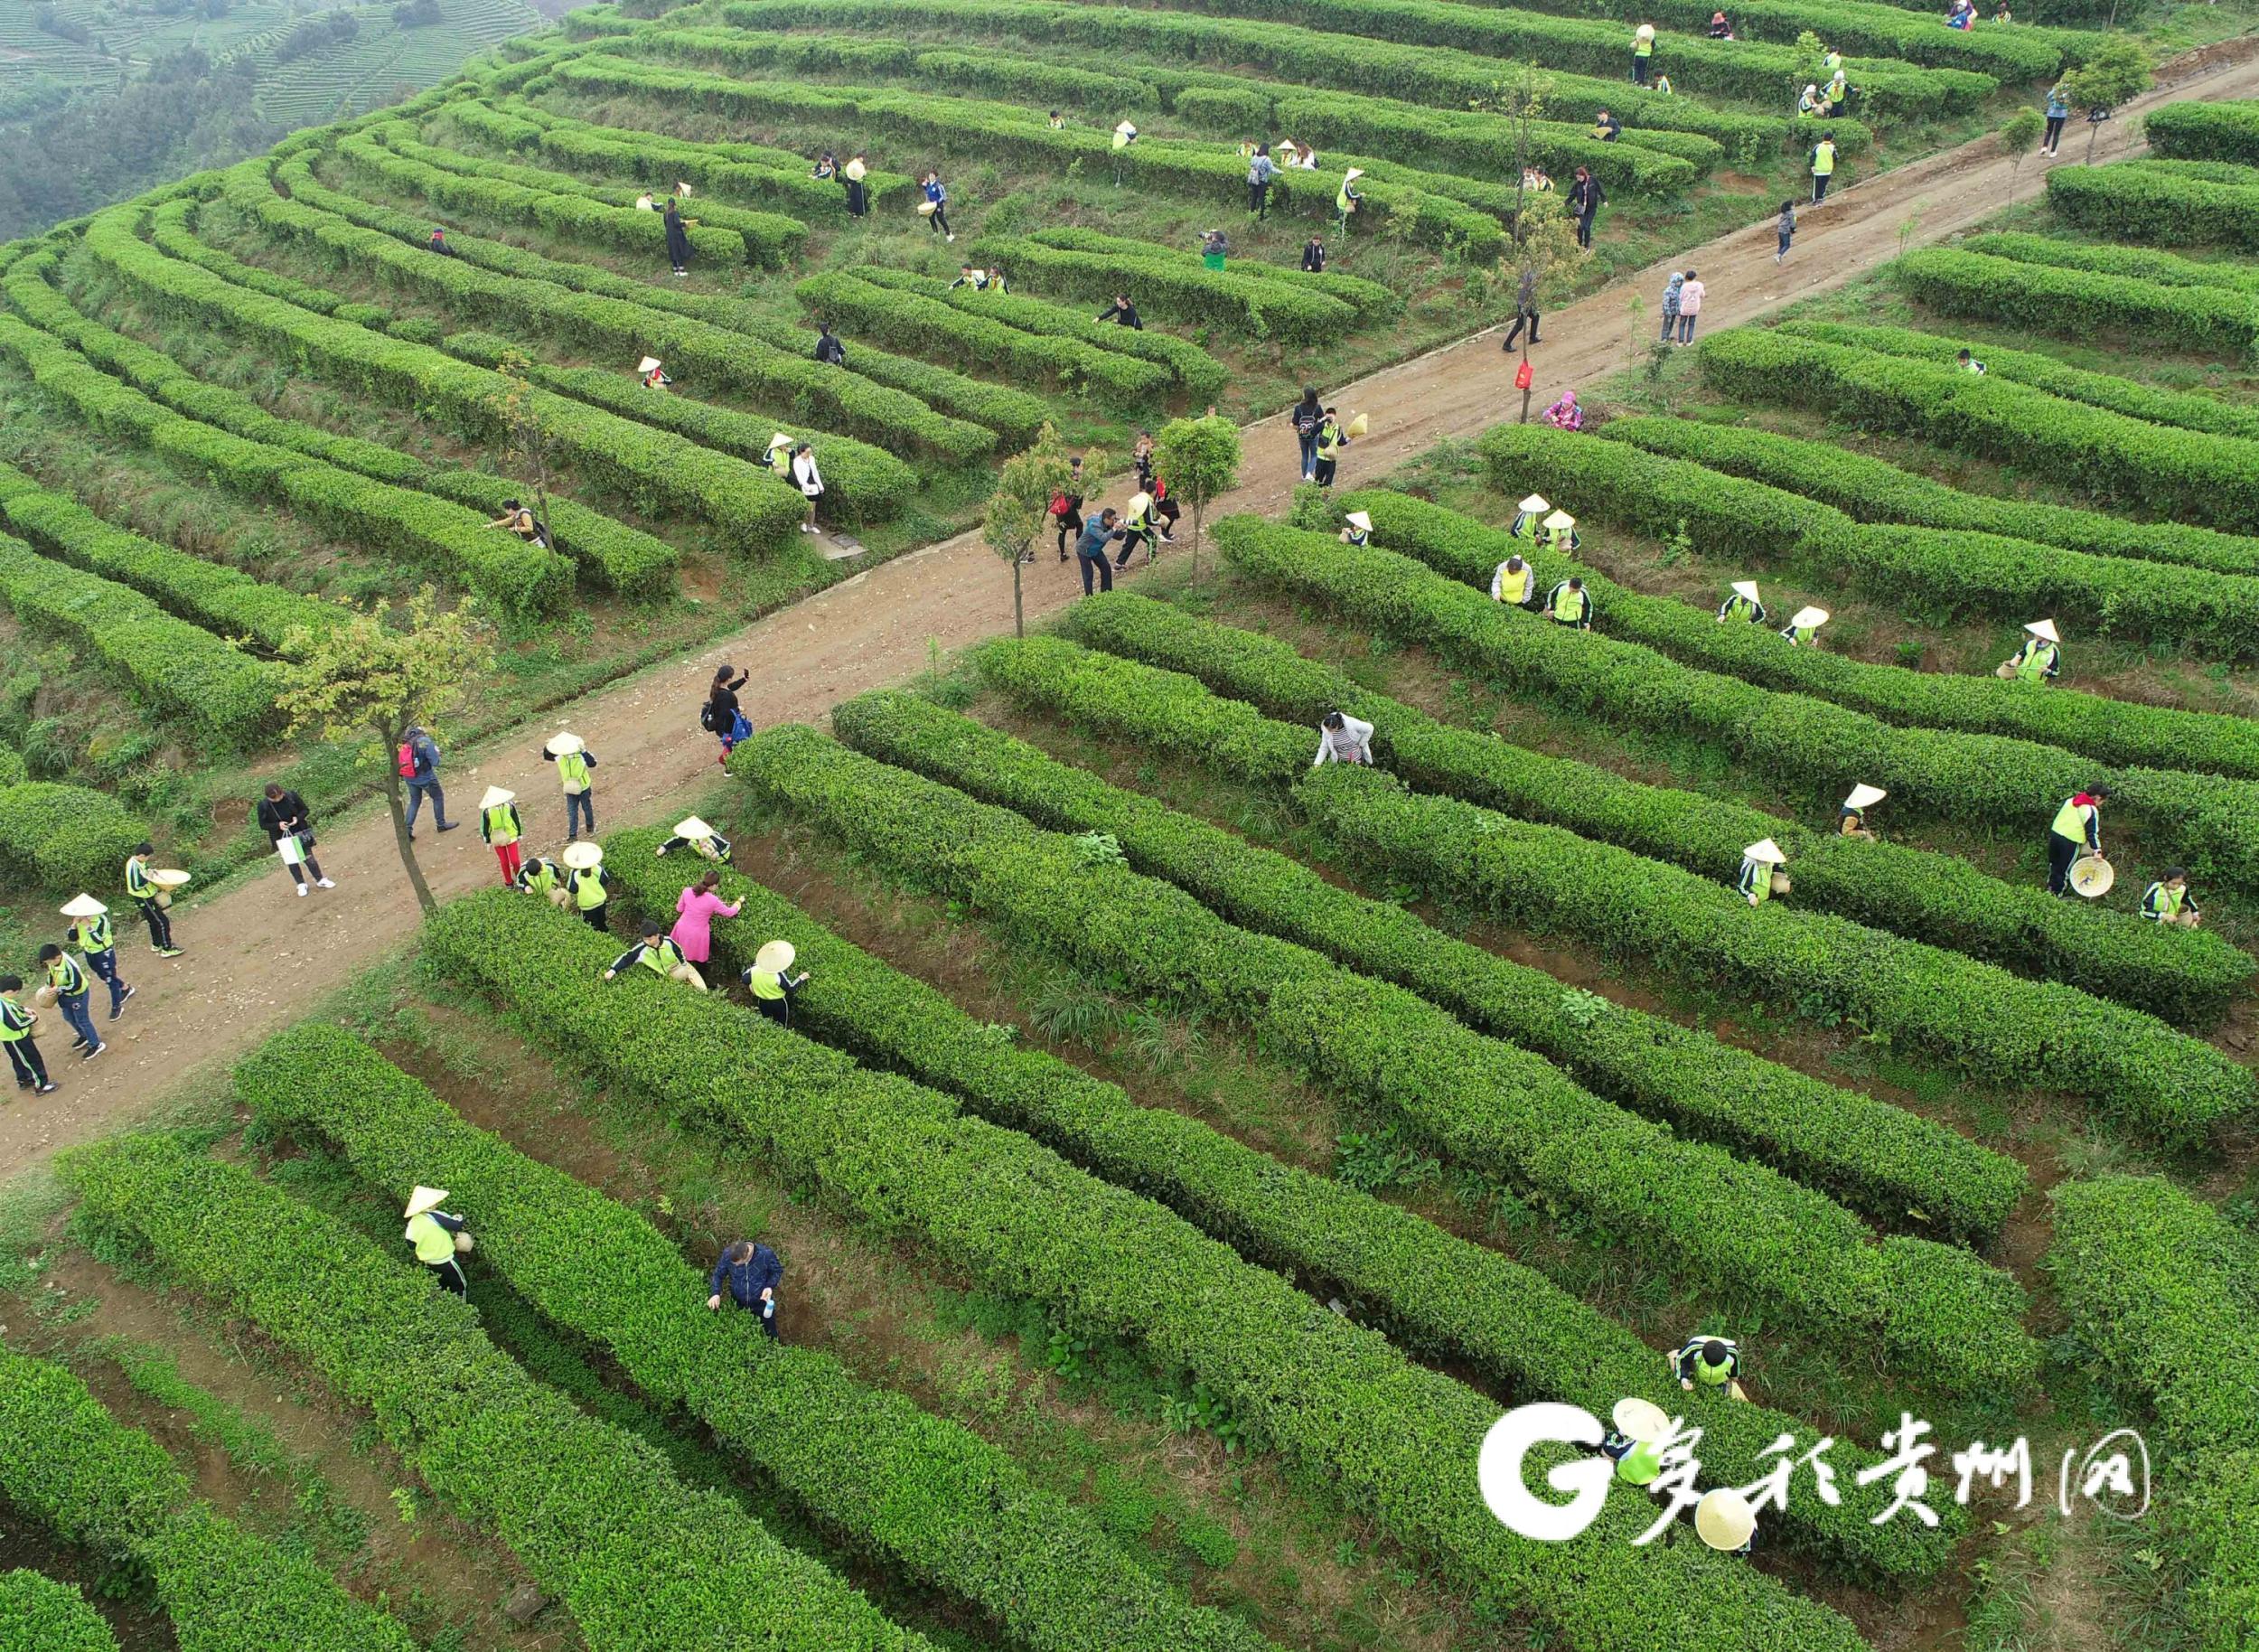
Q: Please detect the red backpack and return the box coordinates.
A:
[1048,491,1071,517]
[397,741,417,778]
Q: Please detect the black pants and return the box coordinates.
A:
[928,202,951,236]
[730,1295,781,1339]
[1314,456,1338,488]
[5,1036,48,1089]
[286,855,326,889]
[1502,307,1540,347]
[2043,114,2066,149]
[846,179,867,216]
[1078,550,1112,595]
[2047,833,2085,896]
[577,900,608,932]
[1632,53,1650,83]
[1813,173,1832,202]
[753,994,793,1028]
[566,791,595,839]
[1113,529,1149,568]
[1576,211,1596,249]
[1056,509,1082,558]
[135,898,173,952]
[426,1257,467,1297]
[1248,180,1268,218]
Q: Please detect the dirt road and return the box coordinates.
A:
[10,39,2257,1177]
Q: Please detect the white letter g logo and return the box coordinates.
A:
[1478,1403,1613,1543]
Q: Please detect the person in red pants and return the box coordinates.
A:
[478,785,523,886]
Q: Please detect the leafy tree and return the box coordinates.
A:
[275,587,497,915]
[1152,410,1241,578]
[486,350,554,546]
[2057,39,2151,164]
[1999,107,2046,200]
[1477,65,1586,421]
[983,422,1081,638]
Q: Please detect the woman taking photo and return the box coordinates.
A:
[705,663,751,764]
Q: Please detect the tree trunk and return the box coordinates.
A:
[2085,118,2102,164]
[1190,498,1206,581]
[1011,557,1025,638]
[382,734,437,915]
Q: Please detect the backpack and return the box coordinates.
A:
[698,701,718,733]
[1293,406,1320,437]
[1048,492,1071,517]
[397,741,416,778]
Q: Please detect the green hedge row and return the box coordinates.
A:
[968,634,2240,1140]
[0,1345,421,1651]
[856,670,2025,1236]
[149,196,354,312]
[92,203,793,565]
[1217,510,2259,894]
[2048,1175,2259,1651]
[2046,160,2259,249]
[251,160,1011,458]
[794,268,1173,399]
[1059,593,2246,1027]
[0,781,148,892]
[847,267,1227,398]
[0,309,569,618]
[0,1572,114,1652]
[1020,227,1400,318]
[546,53,1508,257]
[424,883,1879,1649]
[969,234,1350,343]
[60,1133,937,1652]
[1959,229,2259,294]
[716,0,1875,155]
[0,529,278,745]
[1469,431,2259,765]
[498,89,905,183]
[1891,246,2259,360]
[1697,325,2259,553]
[1602,411,2259,579]
[600,815,1963,1581]
[2143,97,2259,164]
[332,128,759,267]
[239,1023,1281,1652]
[734,724,2042,1389]
[0,463,341,650]
[1779,317,2259,443]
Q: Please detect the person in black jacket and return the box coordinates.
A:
[662,196,691,277]
[1096,294,1143,329]
[1054,455,1084,561]
[1568,167,1604,249]
[1301,237,1326,273]
[813,323,846,366]
[258,783,333,896]
[707,663,749,765]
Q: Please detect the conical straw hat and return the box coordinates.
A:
[561,841,604,870]
[404,1186,449,1218]
[637,355,662,374]
[2069,856,2114,897]
[769,432,794,451]
[1345,511,1373,531]
[754,939,797,973]
[59,894,108,918]
[1730,579,1760,603]
[2024,617,2060,643]
[1788,606,1829,630]
[547,731,585,756]
[1542,509,1576,530]
[479,786,514,811]
[1611,1397,1672,1443]
[1695,1488,1756,1551]
[673,816,717,841]
[1517,493,1550,514]
[1743,838,1786,865]
[1844,784,1887,812]
[147,868,192,888]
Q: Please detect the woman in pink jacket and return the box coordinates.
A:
[670,869,740,972]
[1674,268,1705,343]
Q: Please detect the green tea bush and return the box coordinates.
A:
[2142,98,2259,164]
[0,1345,420,1651]
[0,1572,116,1652]
[1022,227,1401,317]
[60,1134,937,1652]
[1959,229,2259,294]
[423,884,1882,1647]
[239,1023,1283,1652]
[1890,247,2259,359]
[967,234,1353,343]
[2046,159,2259,249]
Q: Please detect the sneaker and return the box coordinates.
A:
[297,885,309,897]
[109,987,135,1020]
[81,1044,105,1062]
[67,1037,89,1054]
[157,947,183,958]
[437,821,460,833]
[315,878,336,888]
[33,1083,56,1094]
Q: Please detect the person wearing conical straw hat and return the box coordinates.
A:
[2140,867,2201,929]
[2047,784,2108,897]
[1546,574,1592,631]
[1540,508,1580,554]
[1694,1488,1756,1557]
[1508,493,1549,539]
[1671,1330,1742,1393]
[2000,617,2061,684]
[1778,605,1827,646]
[477,786,524,887]
[1491,552,1538,608]
[1839,783,1886,841]
[1598,1396,1673,1488]
[842,155,868,218]
[656,815,733,865]
[36,933,103,1063]
[1337,510,1373,548]
[0,974,56,1095]
[541,731,597,842]
[1334,167,1364,232]
[1111,117,1139,150]
[402,1186,472,1298]
[62,894,133,1023]
[1716,579,1767,625]
[124,842,185,958]
[742,938,811,1028]
[1631,20,1656,84]
[604,916,708,992]
[1737,840,1786,906]
[766,431,795,482]
[561,841,611,932]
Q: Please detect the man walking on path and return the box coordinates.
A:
[401,726,456,840]
[1811,134,1837,202]
[61,896,132,1022]
[124,845,183,958]
[39,943,104,1063]
[1,977,56,1094]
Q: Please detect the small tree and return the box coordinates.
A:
[275,587,498,915]
[2057,39,2151,164]
[1999,107,2046,200]
[983,422,1081,638]
[487,349,554,544]
[1152,410,1241,579]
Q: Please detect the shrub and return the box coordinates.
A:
[600,819,1964,1580]
[1888,248,2259,361]
[2046,160,2259,249]
[1058,594,2247,1025]
[0,1346,418,1651]
[2142,97,2259,164]
[0,1572,115,1652]
[1022,227,1401,318]
[59,1134,937,1652]
[422,884,1881,1647]
[970,235,1353,343]
[1216,510,2259,892]
[239,1023,1281,1652]
[1960,228,2259,294]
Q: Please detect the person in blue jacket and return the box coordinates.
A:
[707,1238,783,1338]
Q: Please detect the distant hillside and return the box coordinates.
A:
[0,0,575,238]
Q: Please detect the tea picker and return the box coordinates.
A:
[1670,1332,1744,1394]
[1738,839,1787,906]
[604,918,708,991]
[2141,868,2201,928]
[656,815,734,864]
[124,842,188,957]
[1838,783,1885,841]
[1717,580,1767,625]
[404,1186,473,1298]
[1599,1396,1673,1487]
[1313,709,1376,766]
[1490,553,1537,607]
[2046,786,2109,898]
[743,939,810,1028]
[1998,618,2060,683]
[1779,605,1828,646]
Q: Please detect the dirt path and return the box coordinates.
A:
[10,38,2258,1178]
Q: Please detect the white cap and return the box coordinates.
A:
[547,731,585,756]
[1542,509,1576,530]
[1730,579,1760,603]
[404,1186,449,1218]
[1343,167,1364,181]
[60,894,108,919]
[1844,784,1887,812]
[1517,493,1550,514]
[561,841,604,870]
[1788,606,1829,630]
[674,816,717,841]
[637,355,662,374]
[1695,1488,1756,1551]
[1345,511,1373,531]
[2024,618,2060,643]
[1743,838,1787,865]
[754,939,797,973]
[1611,1397,1672,1443]
[479,785,515,811]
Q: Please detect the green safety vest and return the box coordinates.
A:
[2015,640,2057,683]
[555,750,592,792]
[1551,584,1584,622]
[573,866,609,910]
[520,859,558,896]
[71,915,113,954]
[637,938,686,979]
[125,857,155,900]
[1336,183,1355,213]
[405,1211,455,1264]
[0,1000,31,1042]
[746,967,787,1001]
[46,954,86,995]
[1813,143,1836,175]
[1634,35,1653,54]
[2142,880,2185,921]
[1316,425,1343,458]
[769,446,793,476]
[1721,596,1759,623]
[1497,565,1531,605]
[2050,797,2094,844]
[1617,1439,1664,1485]
[1784,624,1816,643]
[1741,860,1772,905]
[484,804,520,847]
[1545,524,1574,553]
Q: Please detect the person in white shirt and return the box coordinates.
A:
[1313,710,1375,767]
[790,441,824,533]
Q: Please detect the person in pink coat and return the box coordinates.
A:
[670,869,740,970]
